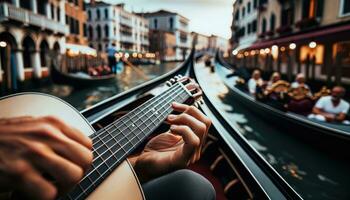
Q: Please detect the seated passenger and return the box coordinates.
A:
[267,72,281,88]
[248,70,264,95]
[291,73,310,90]
[308,86,350,123]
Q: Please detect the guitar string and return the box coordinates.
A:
[90,85,185,163]
[90,82,181,141]
[90,83,182,154]
[76,86,187,184]
[73,88,189,199]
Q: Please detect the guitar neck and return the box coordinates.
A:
[64,82,192,200]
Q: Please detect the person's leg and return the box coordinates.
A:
[142,169,215,200]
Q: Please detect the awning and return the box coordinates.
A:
[246,23,350,51]
[66,43,97,56]
[233,41,255,52]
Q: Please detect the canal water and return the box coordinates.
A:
[7,62,179,111]
[194,62,350,200]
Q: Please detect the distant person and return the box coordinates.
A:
[308,86,350,123]
[248,70,264,95]
[291,73,310,90]
[107,43,117,73]
[267,72,281,88]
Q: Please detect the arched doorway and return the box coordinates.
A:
[40,40,50,68]
[0,32,18,93]
[22,36,35,71]
[52,42,61,70]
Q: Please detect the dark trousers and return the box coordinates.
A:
[108,56,116,73]
[142,169,216,200]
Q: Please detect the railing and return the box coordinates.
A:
[0,3,68,35]
[120,35,134,43]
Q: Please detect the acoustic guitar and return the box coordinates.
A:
[0,76,202,200]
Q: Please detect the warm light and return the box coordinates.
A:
[260,49,265,54]
[124,53,130,58]
[289,43,296,50]
[264,48,270,54]
[250,50,256,56]
[138,53,143,58]
[232,50,238,55]
[272,45,278,51]
[280,47,286,52]
[244,51,249,56]
[309,41,317,49]
[0,41,7,48]
[132,52,138,58]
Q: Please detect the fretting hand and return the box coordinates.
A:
[133,102,211,183]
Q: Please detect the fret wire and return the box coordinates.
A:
[85,89,188,180]
[89,83,182,150]
[91,88,188,161]
[90,84,185,154]
[90,83,182,140]
[75,90,190,200]
[72,87,190,200]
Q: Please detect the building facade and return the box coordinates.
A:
[142,10,191,61]
[86,1,149,54]
[231,0,350,85]
[65,0,87,46]
[191,32,209,51]
[230,0,259,53]
[209,34,229,53]
[0,0,67,91]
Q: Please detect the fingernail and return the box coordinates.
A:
[172,102,179,107]
[168,114,176,120]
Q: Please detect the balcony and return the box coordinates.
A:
[120,35,134,44]
[0,3,68,35]
[276,25,292,35]
[295,17,319,30]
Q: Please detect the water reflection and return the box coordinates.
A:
[11,62,179,111]
[194,62,350,200]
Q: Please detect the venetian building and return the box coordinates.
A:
[0,0,67,91]
[231,0,350,85]
[86,1,149,54]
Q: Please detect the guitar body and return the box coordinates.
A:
[0,93,144,200]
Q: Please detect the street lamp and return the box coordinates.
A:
[264,48,270,54]
[309,41,317,49]
[232,50,238,55]
[289,43,296,50]
[0,41,7,48]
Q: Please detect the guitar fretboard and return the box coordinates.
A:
[63,82,191,200]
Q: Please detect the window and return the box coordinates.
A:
[302,0,323,18]
[247,23,251,34]
[253,0,258,9]
[37,0,46,15]
[262,18,267,33]
[154,19,158,29]
[88,10,91,20]
[83,23,87,37]
[252,20,257,32]
[242,7,245,17]
[104,25,109,37]
[104,8,108,19]
[247,2,251,13]
[98,43,102,51]
[235,10,240,20]
[96,9,100,20]
[19,0,31,10]
[169,17,174,30]
[51,4,54,19]
[96,25,101,38]
[114,26,117,36]
[88,26,93,38]
[340,0,350,16]
[270,13,276,31]
[57,7,60,22]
